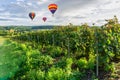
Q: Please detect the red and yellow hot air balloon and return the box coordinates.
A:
[29,12,35,20]
[42,17,47,22]
[48,3,58,16]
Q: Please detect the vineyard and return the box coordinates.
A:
[0,17,120,80]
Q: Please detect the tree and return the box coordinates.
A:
[105,15,119,27]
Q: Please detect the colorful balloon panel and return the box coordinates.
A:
[29,12,35,20]
[48,4,57,9]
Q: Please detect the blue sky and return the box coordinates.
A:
[0,0,120,26]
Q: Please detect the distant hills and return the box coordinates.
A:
[0,25,56,30]
[31,25,54,29]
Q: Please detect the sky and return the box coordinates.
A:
[0,0,120,26]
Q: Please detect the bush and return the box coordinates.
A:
[46,67,67,80]
[29,54,53,70]
[77,58,88,70]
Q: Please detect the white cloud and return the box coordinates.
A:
[0,0,120,26]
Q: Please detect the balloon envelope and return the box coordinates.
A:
[48,4,58,15]
[29,12,35,20]
[43,17,47,22]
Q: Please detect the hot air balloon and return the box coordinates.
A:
[43,17,47,22]
[29,12,35,20]
[48,3,58,16]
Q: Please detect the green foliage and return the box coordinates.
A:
[87,54,95,70]
[10,25,120,79]
[104,62,115,72]
[0,40,27,79]
[42,45,67,58]
[46,67,67,80]
[77,58,88,69]
[0,19,119,80]
[29,55,53,70]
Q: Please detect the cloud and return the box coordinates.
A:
[56,0,120,25]
[0,0,120,26]
[0,18,14,21]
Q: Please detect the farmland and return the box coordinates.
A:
[0,17,120,80]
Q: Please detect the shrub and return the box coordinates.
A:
[77,58,88,69]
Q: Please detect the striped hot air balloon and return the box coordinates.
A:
[29,12,35,20]
[48,3,58,16]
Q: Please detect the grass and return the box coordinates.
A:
[0,40,20,79]
[0,36,5,46]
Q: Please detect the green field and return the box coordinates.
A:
[0,17,120,80]
[0,36,5,45]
